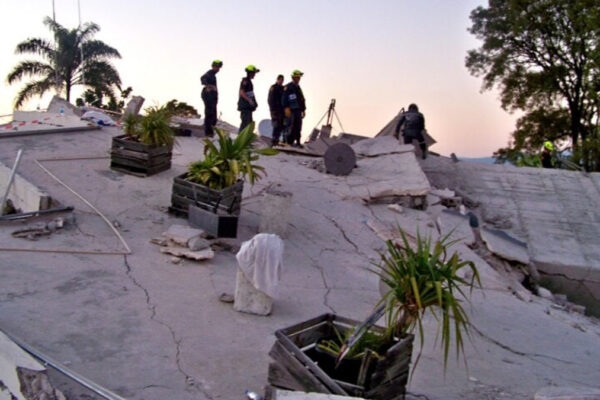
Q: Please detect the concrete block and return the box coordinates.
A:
[481,228,530,265]
[233,268,272,316]
[159,246,214,261]
[534,386,600,400]
[162,224,206,246]
[274,389,366,399]
[188,236,211,251]
[351,135,413,157]
[0,161,52,213]
[259,187,292,238]
[122,96,145,118]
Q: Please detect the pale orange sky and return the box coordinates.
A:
[0,0,517,157]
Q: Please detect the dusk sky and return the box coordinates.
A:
[0,0,518,157]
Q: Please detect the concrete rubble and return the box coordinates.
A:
[0,126,599,400]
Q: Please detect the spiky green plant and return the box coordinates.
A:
[318,325,384,361]
[122,112,141,138]
[372,228,481,371]
[186,122,278,190]
[138,106,174,147]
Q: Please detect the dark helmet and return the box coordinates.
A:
[408,103,419,111]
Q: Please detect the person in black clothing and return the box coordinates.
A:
[268,74,284,146]
[282,70,306,147]
[394,103,427,159]
[541,141,554,168]
[238,65,260,132]
[200,59,222,137]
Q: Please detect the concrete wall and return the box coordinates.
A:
[1,161,51,213]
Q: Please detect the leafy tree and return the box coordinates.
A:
[76,85,133,112]
[466,0,600,170]
[164,99,199,118]
[6,17,122,109]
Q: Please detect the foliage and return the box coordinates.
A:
[186,122,278,190]
[318,326,384,361]
[76,86,133,112]
[164,99,199,118]
[466,0,600,171]
[138,106,175,147]
[122,112,141,138]
[6,17,121,108]
[371,229,481,370]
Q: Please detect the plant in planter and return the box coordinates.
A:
[267,228,481,399]
[110,105,175,176]
[170,121,277,237]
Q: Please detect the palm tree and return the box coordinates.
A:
[6,17,122,109]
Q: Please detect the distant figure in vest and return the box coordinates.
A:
[238,65,260,132]
[282,70,306,148]
[395,103,428,159]
[200,59,222,137]
[541,141,554,168]
[268,74,285,146]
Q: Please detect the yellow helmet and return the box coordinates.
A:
[544,141,554,151]
[291,69,304,77]
[212,59,223,67]
[245,64,260,73]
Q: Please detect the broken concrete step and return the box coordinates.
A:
[162,224,207,247]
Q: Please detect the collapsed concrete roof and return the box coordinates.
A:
[0,128,598,400]
[375,110,437,149]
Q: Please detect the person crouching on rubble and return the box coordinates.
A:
[394,103,428,159]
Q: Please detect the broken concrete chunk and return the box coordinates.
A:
[537,287,554,300]
[351,136,413,157]
[150,237,169,246]
[387,204,404,214]
[274,389,366,399]
[170,257,182,264]
[481,228,530,265]
[160,246,214,261]
[162,224,207,247]
[188,237,211,251]
[233,268,273,316]
[47,95,82,117]
[430,188,455,198]
[534,386,600,400]
[218,293,234,303]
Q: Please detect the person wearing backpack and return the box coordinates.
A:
[394,103,428,159]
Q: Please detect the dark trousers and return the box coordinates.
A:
[239,110,253,133]
[271,112,283,144]
[202,92,217,137]
[403,130,428,159]
[286,111,303,145]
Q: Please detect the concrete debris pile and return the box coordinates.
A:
[11,215,75,241]
[422,155,600,316]
[151,224,215,262]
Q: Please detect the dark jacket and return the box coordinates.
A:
[395,109,425,138]
[282,82,306,112]
[238,77,257,111]
[200,69,218,101]
[268,83,284,114]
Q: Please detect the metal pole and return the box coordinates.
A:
[1,149,24,215]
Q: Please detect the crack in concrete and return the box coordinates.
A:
[470,322,575,366]
[539,270,600,285]
[123,255,215,400]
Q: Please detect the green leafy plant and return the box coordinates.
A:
[372,228,481,370]
[186,122,278,190]
[318,326,384,361]
[138,105,175,147]
[122,112,141,138]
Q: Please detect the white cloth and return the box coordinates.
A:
[236,233,283,298]
[81,110,116,126]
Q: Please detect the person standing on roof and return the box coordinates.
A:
[541,141,554,168]
[394,103,428,159]
[238,65,260,132]
[200,60,222,137]
[282,70,306,147]
[268,74,285,146]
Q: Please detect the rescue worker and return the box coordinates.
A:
[541,141,554,168]
[282,70,306,147]
[200,59,222,137]
[268,74,285,146]
[238,64,260,132]
[394,103,427,159]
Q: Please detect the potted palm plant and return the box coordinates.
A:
[110,105,175,176]
[169,122,277,237]
[267,228,481,399]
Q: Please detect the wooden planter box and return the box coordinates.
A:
[169,174,243,217]
[110,135,172,177]
[268,313,413,400]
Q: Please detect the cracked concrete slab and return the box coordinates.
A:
[0,127,599,400]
